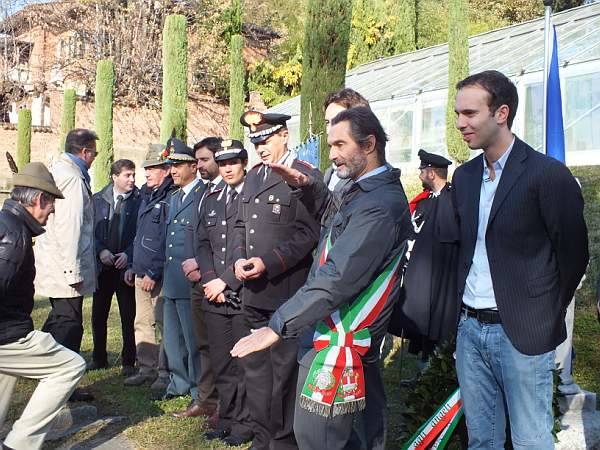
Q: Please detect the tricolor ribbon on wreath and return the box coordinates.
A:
[402,388,463,450]
[299,231,402,417]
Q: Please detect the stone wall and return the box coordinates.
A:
[0,93,229,189]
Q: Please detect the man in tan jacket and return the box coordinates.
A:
[35,128,98,401]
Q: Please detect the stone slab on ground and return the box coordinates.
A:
[54,416,132,450]
[557,409,600,450]
[558,389,597,414]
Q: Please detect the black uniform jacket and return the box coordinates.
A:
[196,186,243,315]
[232,160,322,311]
[396,183,460,344]
[0,199,45,344]
[269,168,412,365]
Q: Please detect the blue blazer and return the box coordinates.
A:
[453,137,588,355]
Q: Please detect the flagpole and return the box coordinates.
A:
[542,0,553,154]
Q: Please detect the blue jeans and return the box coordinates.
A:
[456,314,555,449]
[163,297,200,399]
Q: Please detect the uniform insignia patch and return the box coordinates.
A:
[272,204,281,215]
[209,210,216,217]
[268,195,274,201]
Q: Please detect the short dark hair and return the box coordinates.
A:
[456,70,519,129]
[432,167,448,180]
[323,88,370,111]
[331,107,388,163]
[193,137,223,154]
[65,128,98,154]
[110,159,136,177]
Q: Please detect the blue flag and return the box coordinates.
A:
[295,135,320,167]
[546,25,566,163]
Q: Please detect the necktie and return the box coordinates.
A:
[227,189,237,212]
[178,190,185,208]
[262,165,270,182]
[108,195,124,253]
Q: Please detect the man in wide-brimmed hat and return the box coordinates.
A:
[0,162,86,450]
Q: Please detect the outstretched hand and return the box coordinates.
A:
[231,327,280,358]
[268,163,309,188]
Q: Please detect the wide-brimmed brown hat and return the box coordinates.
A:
[13,162,64,198]
[142,143,172,168]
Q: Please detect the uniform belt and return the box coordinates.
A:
[461,304,501,324]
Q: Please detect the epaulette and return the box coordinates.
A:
[206,188,224,197]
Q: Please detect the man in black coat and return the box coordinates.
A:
[231,107,411,450]
[0,162,86,449]
[174,137,224,420]
[90,159,141,374]
[232,110,322,450]
[196,140,253,446]
[452,70,588,448]
[396,150,459,365]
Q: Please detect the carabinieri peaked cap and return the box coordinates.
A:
[240,110,291,144]
[214,139,248,162]
[165,137,196,163]
[418,149,453,169]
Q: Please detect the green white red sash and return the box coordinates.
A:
[299,233,402,417]
[402,389,463,450]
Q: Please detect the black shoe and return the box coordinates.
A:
[121,365,136,377]
[222,434,253,446]
[69,388,95,402]
[204,429,229,441]
[86,361,108,371]
[151,390,182,401]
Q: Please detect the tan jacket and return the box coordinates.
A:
[35,153,97,298]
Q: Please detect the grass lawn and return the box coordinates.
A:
[5,167,600,449]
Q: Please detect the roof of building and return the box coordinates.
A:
[269,2,600,116]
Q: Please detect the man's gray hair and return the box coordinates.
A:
[11,186,54,207]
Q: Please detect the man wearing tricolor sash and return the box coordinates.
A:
[232,107,411,450]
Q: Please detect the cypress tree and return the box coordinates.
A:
[300,0,352,172]
[393,0,417,54]
[160,14,188,144]
[16,108,32,171]
[94,59,114,192]
[228,0,244,141]
[59,88,76,152]
[446,0,470,164]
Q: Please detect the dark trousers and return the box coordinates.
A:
[242,305,298,450]
[294,360,386,450]
[42,296,84,353]
[205,310,253,438]
[191,284,218,406]
[91,268,136,367]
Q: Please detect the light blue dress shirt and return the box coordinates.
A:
[462,138,515,310]
[356,164,389,182]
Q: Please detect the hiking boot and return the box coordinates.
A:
[123,372,155,386]
[150,376,170,391]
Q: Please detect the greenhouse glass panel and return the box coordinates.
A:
[388,108,414,163]
[565,72,600,152]
[524,83,543,152]
[421,105,447,156]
